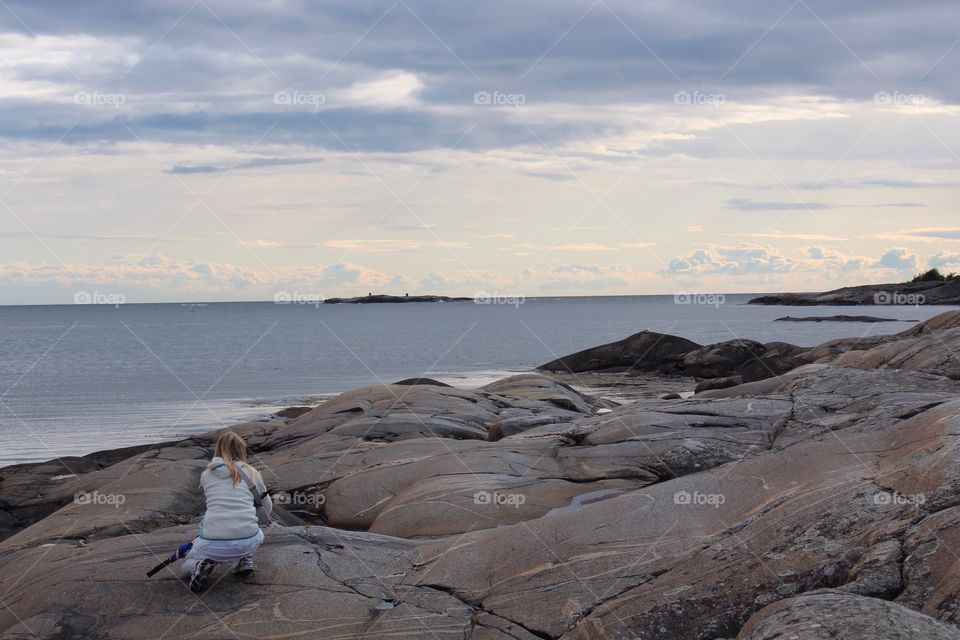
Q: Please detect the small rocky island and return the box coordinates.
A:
[3,313,960,639]
[324,293,472,304]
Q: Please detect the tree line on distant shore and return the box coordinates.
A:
[909,268,958,283]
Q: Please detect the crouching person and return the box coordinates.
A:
[182,431,272,592]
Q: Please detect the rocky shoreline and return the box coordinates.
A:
[2,312,960,639]
[774,315,918,323]
[748,279,960,305]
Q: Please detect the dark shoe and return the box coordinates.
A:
[189,559,215,593]
[233,555,254,577]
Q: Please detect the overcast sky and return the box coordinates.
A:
[1,0,959,303]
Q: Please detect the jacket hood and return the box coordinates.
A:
[208,456,239,480]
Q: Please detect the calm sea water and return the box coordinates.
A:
[0,295,951,467]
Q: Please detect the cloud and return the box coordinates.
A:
[2,0,960,157]
[323,239,467,253]
[666,244,921,278]
[877,247,918,270]
[167,157,323,174]
[726,198,926,212]
[666,244,795,276]
[899,227,960,240]
[318,262,394,287]
[2,1,960,303]
[0,255,264,292]
[415,270,495,292]
[338,71,423,109]
[510,242,655,253]
[528,263,636,290]
[929,251,960,269]
[740,231,844,241]
[0,256,405,299]
[725,198,830,212]
[513,242,620,252]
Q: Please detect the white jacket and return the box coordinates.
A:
[198,457,273,541]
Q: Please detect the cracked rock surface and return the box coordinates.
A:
[2,312,960,639]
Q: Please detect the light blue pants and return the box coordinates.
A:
[180,529,264,577]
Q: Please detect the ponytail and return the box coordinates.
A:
[213,431,249,486]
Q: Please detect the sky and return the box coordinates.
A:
[0,0,959,304]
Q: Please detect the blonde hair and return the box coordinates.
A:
[213,431,248,486]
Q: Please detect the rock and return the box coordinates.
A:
[695,375,743,392]
[6,313,960,638]
[680,340,767,378]
[324,294,472,304]
[838,539,903,599]
[0,525,484,640]
[538,331,700,373]
[749,279,960,305]
[540,333,811,387]
[739,591,960,639]
[1,458,207,550]
[776,314,917,323]
[274,406,313,419]
[831,325,960,380]
[487,414,571,440]
[661,392,682,400]
[392,377,452,386]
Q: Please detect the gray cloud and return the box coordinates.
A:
[725,198,927,211]
[1,0,960,153]
[166,156,324,174]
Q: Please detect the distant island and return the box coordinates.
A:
[749,268,960,306]
[774,315,918,323]
[324,294,472,304]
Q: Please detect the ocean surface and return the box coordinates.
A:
[1,295,952,467]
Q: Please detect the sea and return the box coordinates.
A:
[1,295,952,467]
